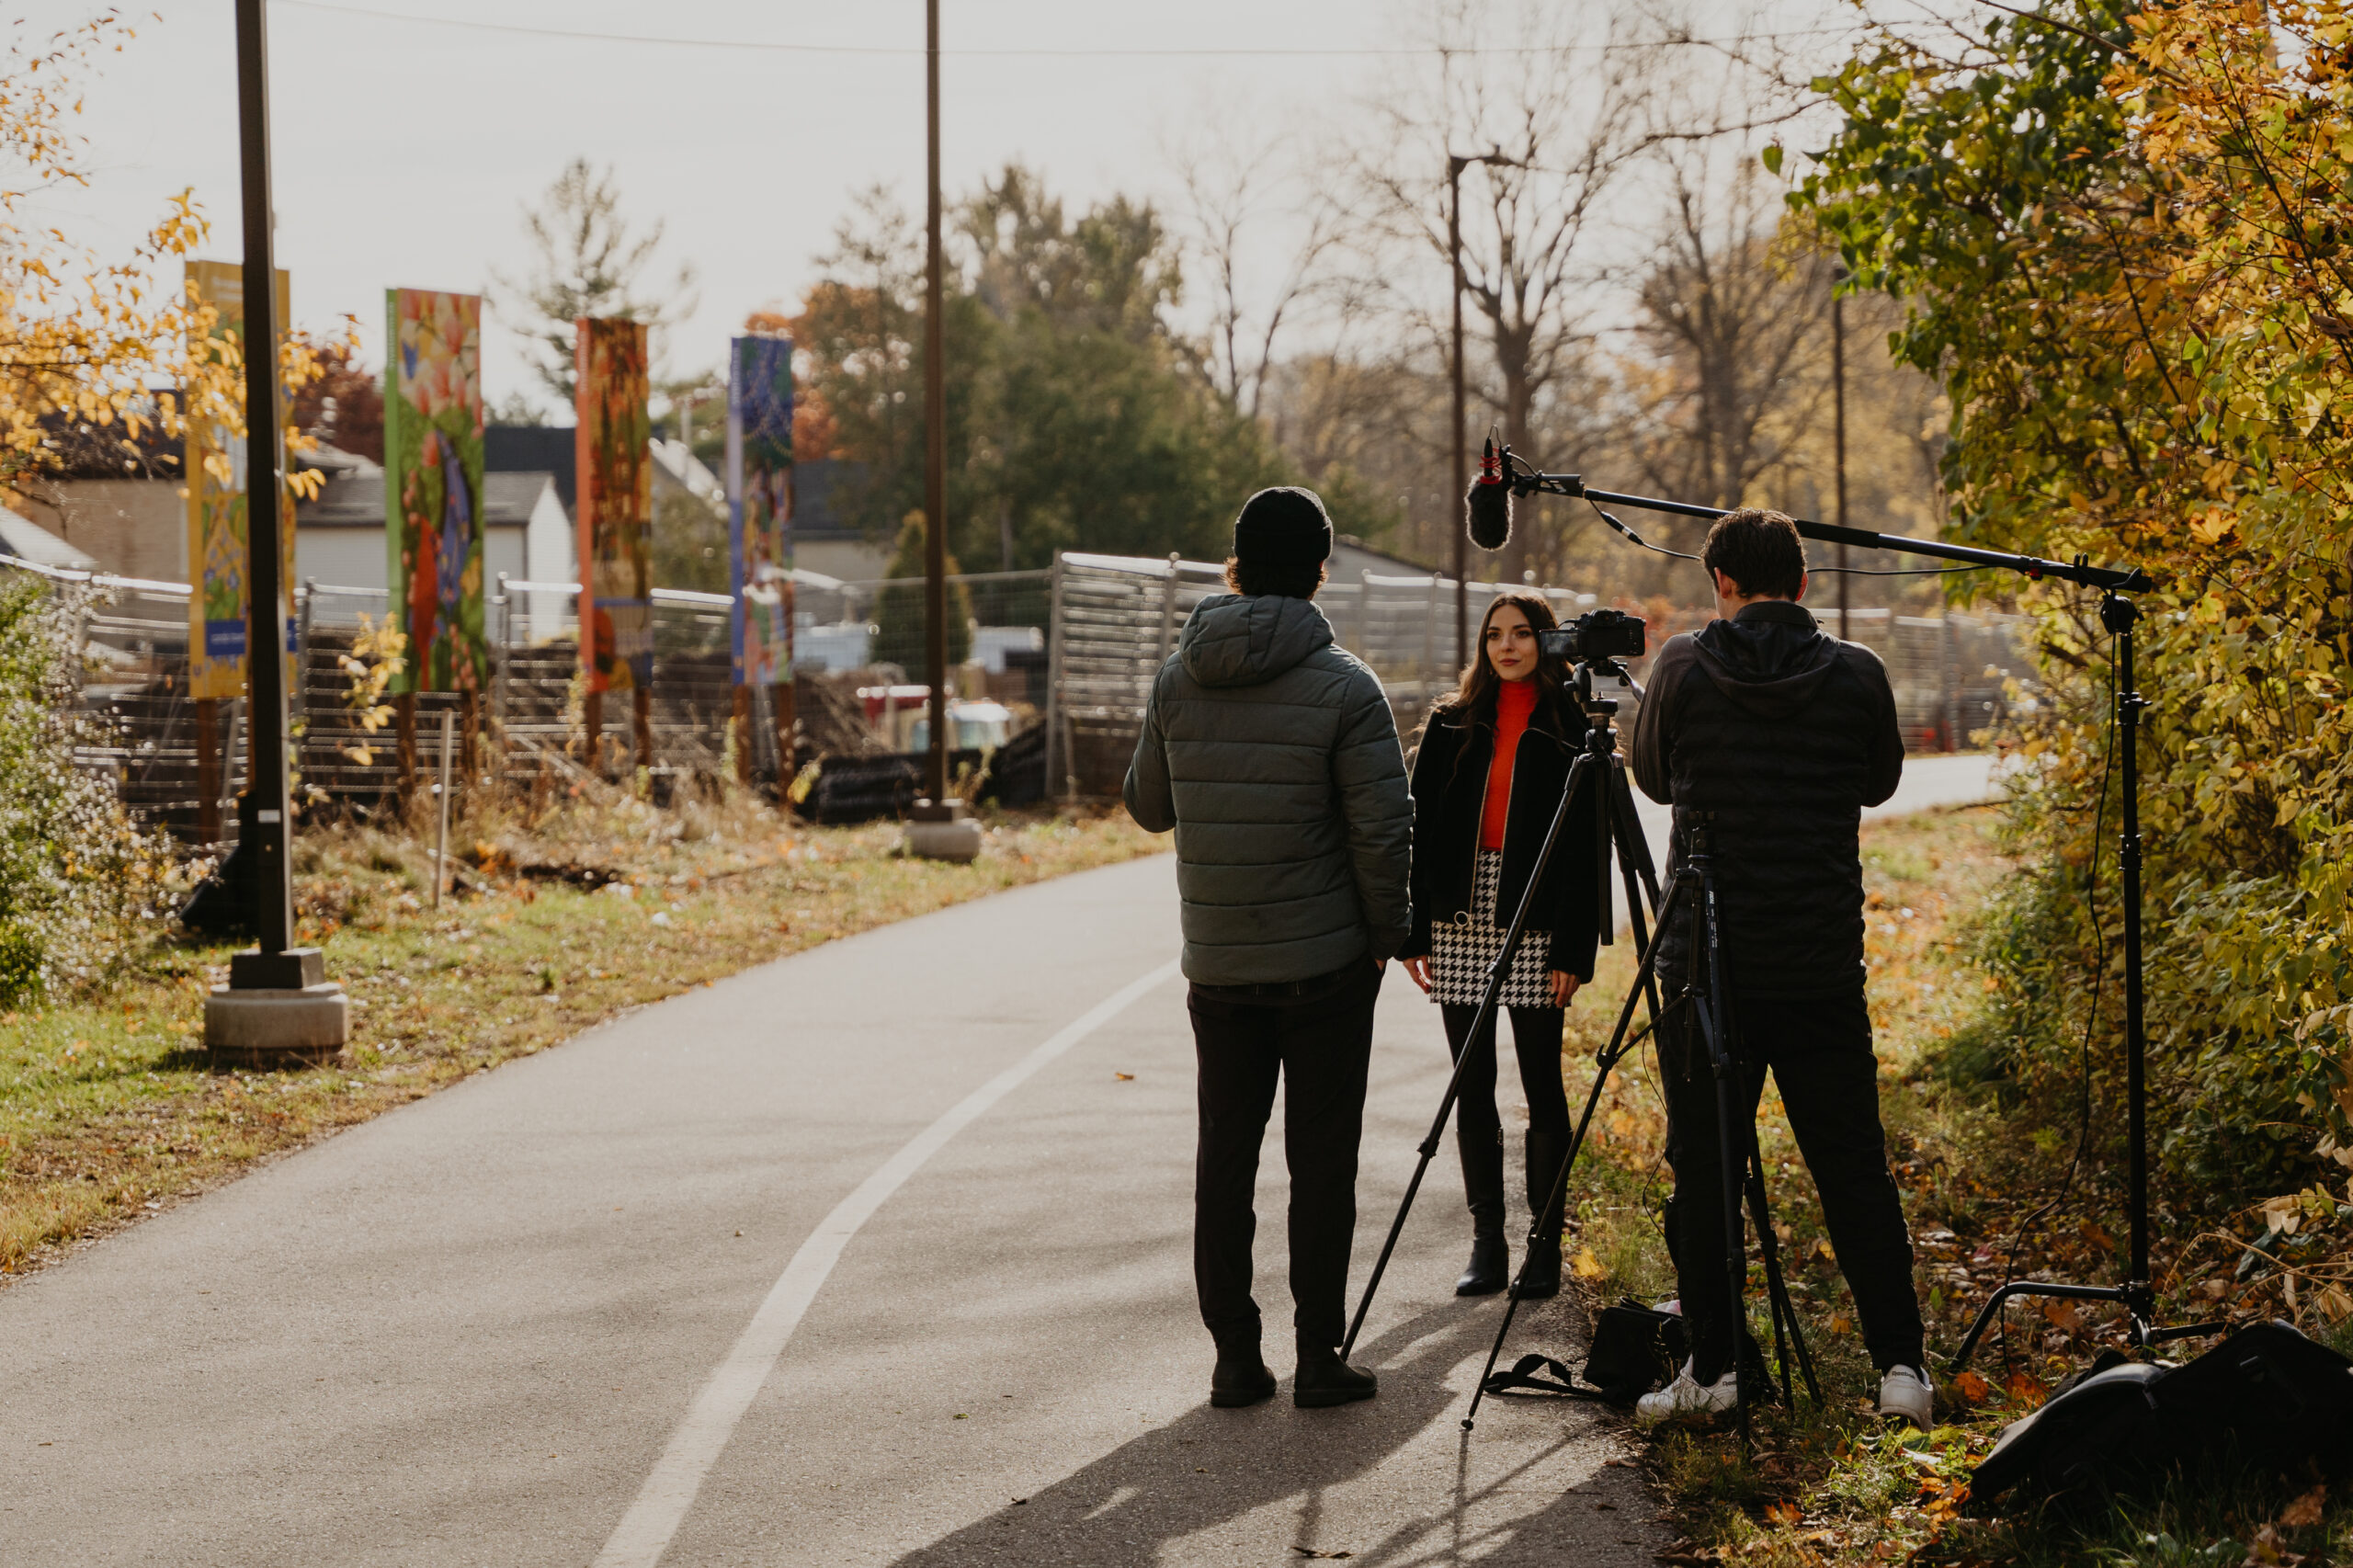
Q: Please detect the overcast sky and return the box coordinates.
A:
[35,0,1857,420]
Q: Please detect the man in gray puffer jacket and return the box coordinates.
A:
[1125,485,1411,1412]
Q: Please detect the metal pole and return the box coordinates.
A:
[922,0,949,805]
[432,708,454,910]
[233,0,295,969]
[1833,287,1850,642]
[1449,155,1469,672]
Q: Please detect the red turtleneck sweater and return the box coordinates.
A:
[1480,678,1538,850]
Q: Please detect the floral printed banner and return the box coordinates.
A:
[383,290,486,693]
[183,259,293,701]
[575,318,653,694]
[726,333,794,687]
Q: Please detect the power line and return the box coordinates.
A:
[272,1,1862,60]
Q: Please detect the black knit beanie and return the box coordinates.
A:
[1232,486,1333,574]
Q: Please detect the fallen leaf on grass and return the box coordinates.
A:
[1827,1313,1854,1335]
[2005,1370,2049,1407]
[1573,1246,1608,1280]
[2245,1521,2307,1566]
[2278,1483,2326,1528]
[1952,1369,1993,1404]
[1763,1501,1802,1526]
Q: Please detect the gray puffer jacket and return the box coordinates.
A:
[1124,594,1412,984]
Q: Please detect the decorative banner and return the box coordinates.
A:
[184,260,293,701]
[726,333,795,687]
[383,290,486,693]
[575,318,653,694]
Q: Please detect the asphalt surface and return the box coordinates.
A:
[2,854,1665,1567]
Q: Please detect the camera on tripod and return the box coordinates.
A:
[1538,608,1646,665]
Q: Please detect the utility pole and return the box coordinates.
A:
[208,0,346,1062]
[1833,275,1850,642]
[909,0,978,861]
[1449,148,1520,670]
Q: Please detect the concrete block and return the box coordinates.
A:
[904,817,983,863]
[206,983,349,1068]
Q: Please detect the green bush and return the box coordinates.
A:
[0,575,169,1003]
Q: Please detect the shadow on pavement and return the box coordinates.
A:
[884,1297,1654,1567]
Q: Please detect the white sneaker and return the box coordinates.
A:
[1634,1358,1740,1426]
[1878,1364,1935,1428]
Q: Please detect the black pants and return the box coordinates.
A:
[1659,984,1925,1381]
[1442,1004,1570,1242]
[1188,963,1380,1355]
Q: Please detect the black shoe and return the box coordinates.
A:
[1293,1346,1378,1408]
[1211,1349,1277,1409]
[1516,1235,1561,1300]
[1456,1234,1508,1296]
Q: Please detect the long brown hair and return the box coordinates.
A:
[1425,587,1571,736]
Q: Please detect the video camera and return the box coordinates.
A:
[1538,608,1646,665]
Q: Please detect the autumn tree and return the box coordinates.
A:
[492,158,697,409]
[1797,0,2353,1192]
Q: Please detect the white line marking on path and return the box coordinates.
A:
[591,958,1183,1568]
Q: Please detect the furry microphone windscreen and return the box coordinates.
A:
[1466,438,1513,550]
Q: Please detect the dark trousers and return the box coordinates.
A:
[1188,964,1380,1354]
[1660,984,1925,1381]
[1441,1004,1570,1242]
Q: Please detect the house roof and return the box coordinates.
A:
[485,426,574,517]
[296,471,551,529]
[0,504,99,570]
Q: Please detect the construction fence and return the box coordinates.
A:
[14,549,2036,836]
[1037,551,2040,799]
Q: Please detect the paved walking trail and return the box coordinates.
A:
[3,854,1672,1567]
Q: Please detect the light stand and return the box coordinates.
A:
[1486,448,2214,1366]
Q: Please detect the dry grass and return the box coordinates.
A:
[0,794,1160,1278]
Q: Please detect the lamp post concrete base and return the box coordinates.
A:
[205,983,348,1069]
[904,798,982,863]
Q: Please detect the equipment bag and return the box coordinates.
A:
[1970,1320,2353,1508]
[1482,1299,1689,1405]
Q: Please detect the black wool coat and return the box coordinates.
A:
[1398,691,1602,982]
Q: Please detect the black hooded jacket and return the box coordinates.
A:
[1397,687,1602,983]
[1629,599,1903,998]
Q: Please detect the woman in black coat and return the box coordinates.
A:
[1399,588,1601,1299]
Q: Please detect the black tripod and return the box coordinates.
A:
[1482,448,2214,1369]
[1459,814,1822,1443]
[1340,658,1816,1444]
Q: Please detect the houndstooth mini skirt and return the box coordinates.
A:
[1428,848,1556,1007]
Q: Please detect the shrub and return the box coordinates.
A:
[0,575,170,1002]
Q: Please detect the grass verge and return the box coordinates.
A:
[1553,804,2353,1566]
[1,800,1158,1278]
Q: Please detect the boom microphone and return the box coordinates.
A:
[1466,437,1513,550]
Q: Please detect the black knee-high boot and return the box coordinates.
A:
[1456,1117,1507,1295]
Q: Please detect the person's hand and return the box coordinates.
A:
[1403,956,1433,994]
[1551,970,1581,1006]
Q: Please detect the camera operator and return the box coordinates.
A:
[1628,508,1932,1429]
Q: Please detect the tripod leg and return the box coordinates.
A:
[1460,876,1688,1431]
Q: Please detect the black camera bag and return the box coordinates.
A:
[1969,1321,2353,1508]
[1481,1298,1688,1405]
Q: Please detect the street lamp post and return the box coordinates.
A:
[208,0,346,1062]
[1449,149,1519,670]
[908,0,978,861]
[1832,269,1850,642]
